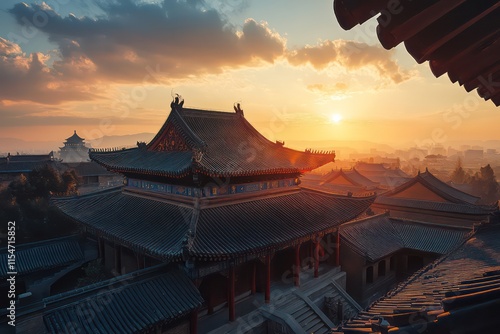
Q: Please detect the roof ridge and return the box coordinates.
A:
[323,168,363,187]
[389,217,472,231]
[171,107,207,149]
[51,186,123,201]
[340,212,390,228]
[0,234,80,252]
[419,170,480,204]
[43,263,171,306]
[301,185,377,200]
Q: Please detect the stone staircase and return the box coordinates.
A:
[204,266,361,334]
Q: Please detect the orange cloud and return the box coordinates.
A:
[287,40,412,83]
[307,83,349,94]
[0,37,101,104]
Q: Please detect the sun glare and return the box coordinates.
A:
[330,113,343,124]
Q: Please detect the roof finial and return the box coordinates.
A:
[74,130,76,134]
[233,102,244,116]
[170,93,184,110]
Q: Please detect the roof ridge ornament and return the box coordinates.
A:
[233,102,244,116]
[170,93,184,110]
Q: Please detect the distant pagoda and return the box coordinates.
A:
[59,130,89,162]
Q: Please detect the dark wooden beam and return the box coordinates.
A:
[294,244,301,287]
[265,254,271,304]
[314,240,320,278]
[190,308,198,334]
[228,267,235,321]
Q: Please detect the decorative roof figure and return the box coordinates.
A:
[171,93,184,110]
[233,102,244,116]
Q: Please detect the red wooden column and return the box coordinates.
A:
[251,262,256,294]
[314,240,320,278]
[228,267,236,321]
[190,308,198,334]
[336,231,341,266]
[265,254,271,304]
[294,244,301,287]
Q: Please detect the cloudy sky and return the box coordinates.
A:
[0,0,497,150]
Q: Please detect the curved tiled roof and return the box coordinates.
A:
[340,214,471,262]
[411,170,479,204]
[333,0,500,106]
[91,106,335,178]
[90,149,194,178]
[0,236,84,278]
[53,187,375,261]
[322,168,379,188]
[372,170,498,215]
[65,130,85,144]
[375,196,495,215]
[340,224,500,333]
[43,268,203,334]
[53,188,192,261]
[192,189,376,259]
[0,152,56,174]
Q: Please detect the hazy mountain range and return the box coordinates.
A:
[2,133,500,157]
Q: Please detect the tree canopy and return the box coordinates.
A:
[0,164,80,244]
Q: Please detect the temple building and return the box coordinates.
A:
[13,100,376,333]
[60,161,123,193]
[373,169,498,228]
[59,130,90,163]
[0,152,56,187]
[354,162,411,190]
[339,213,472,307]
[302,168,381,195]
[339,221,500,334]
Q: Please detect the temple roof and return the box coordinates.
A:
[0,235,85,279]
[43,266,203,334]
[373,170,497,217]
[90,106,335,178]
[64,130,85,144]
[322,168,380,188]
[62,161,120,177]
[52,187,375,261]
[353,163,411,189]
[375,197,496,215]
[383,169,480,204]
[333,0,500,106]
[0,152,55,174]
[340,213,472,262]
[340,224,500,333]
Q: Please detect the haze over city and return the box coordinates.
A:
[1,0,498,154]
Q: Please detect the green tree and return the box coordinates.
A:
[0,165,79,244]
[450,158,468,184]
[61,169,80,195]
[470,164,499,204]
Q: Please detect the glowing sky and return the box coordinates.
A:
[0,0,497,150]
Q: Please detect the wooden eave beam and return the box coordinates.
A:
[377,0,465,50]
[429,22,500,77]
[405,0,500,63]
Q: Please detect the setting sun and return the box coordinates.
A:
[330,113,343,124]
